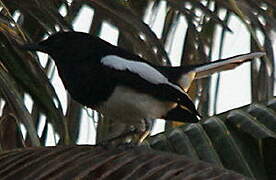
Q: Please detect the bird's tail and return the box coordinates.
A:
[176,52,265,91]
[192,52,265,79]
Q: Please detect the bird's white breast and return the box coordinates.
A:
[97,86,177,125]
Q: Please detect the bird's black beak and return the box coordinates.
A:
[19,43,46,52]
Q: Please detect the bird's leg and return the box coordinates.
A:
[98,119,153,147]
[98,126,139,147]
[114,120,153,149]
[137,131,150,144]
[137,118,153,144]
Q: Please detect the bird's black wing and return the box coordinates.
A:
[164,105,199,123]
[100,55,200,117]
[154,65,197,91]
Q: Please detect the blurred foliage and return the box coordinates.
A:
[0,145,249,179]
[147,98,276,179]
[0,0,275,178]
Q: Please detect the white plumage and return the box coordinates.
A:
[101,55,185,93]
[101,55,169,85]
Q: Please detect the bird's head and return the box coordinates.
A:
[20,31,98,62]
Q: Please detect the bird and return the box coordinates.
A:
[20,31,265,144]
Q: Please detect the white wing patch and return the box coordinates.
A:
[101,55,190,102]
[101,55,170,85]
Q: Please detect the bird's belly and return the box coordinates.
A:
[97,86,177,124]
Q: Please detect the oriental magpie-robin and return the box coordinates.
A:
[20,31,265,144]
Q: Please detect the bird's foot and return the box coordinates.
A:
[96,127,139,149]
